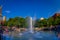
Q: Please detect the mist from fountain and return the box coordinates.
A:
[26,16,36,33]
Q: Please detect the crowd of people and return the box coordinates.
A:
[0,25,21,35]
[0,24,60,38]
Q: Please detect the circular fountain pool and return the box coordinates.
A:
[2,31,59,40]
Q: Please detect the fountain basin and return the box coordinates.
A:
[2,31,59,40]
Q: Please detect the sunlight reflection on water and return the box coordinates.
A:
[2,31,59,40]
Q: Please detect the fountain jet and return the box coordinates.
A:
[26,16,34,33]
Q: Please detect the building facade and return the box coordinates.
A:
[0,6,6,25]
[52,13,60,20]
[0,6,3,24]
[3,16,6,22]
[0,6,2,16]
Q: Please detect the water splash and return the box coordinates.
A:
[26,16,34,33]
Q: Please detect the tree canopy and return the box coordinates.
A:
[3,16,60,28]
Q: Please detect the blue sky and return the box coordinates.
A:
[0,0,60,19]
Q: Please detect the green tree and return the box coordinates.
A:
[48,17,54,26]
[35,19,47,28]
[54,16,60,25]
[7,17,26,28]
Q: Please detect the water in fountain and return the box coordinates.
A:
[26,16,34,33]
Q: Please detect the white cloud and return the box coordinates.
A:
[5,10,11,14]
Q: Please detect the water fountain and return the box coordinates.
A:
[2,16,59,40]
[26,16,34,33]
